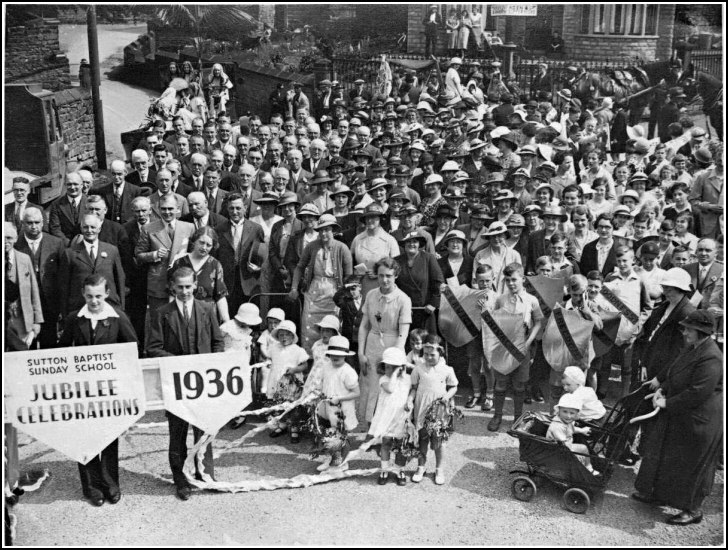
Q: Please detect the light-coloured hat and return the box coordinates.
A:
[443,229,468,245]
[450,57,463,66]
[326,335,355,356]
[563,366,586,386]
[556,392,583,411]
[660,267,692,292]
[315,213,341,231]
[298,203,321,218]
[619,190,641,204]
[441,160,460,172]
[484,221,508,236]
[579,183,594,196]
[612,205,635,217]
[234,303,262,326]
[315,314,340,332]
[425,173,444,185]
[381,347,408,365]
[271,319,298,343]
[626,125,646,140]
[266,307,285,322]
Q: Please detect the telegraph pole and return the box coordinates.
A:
[87,5,107,169]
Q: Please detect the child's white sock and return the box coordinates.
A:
[380,461,389,471]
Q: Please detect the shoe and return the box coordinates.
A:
[523,396,533,404]
[397,472,407,486]
[231,416,247,429]
[269,427,287,438]
[534,391,545,403]
[434,469,445,485]
[465,396,479,409]
[88,496,104,507]
[631,491,658,504]
[667,510,703,525]
[378,471,389,485]
[316,459,332,472]
[620,451,640,466]
[411,467,425,483]
[290,431,300,444]
[176,486,192,501]
[481,396,493,411]
[487,414,502,432]
[106,492,121,505]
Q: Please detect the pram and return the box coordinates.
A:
[506,385,657,514]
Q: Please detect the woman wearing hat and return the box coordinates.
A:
[437,229,473,288]
[350,204,401,298]
[395,231,444,333]
[633,309,722,526]
[426,204,459,257]
[445,10,460,57]
[460,204,492,256]
[288,214,353,352]
[304,170,336,215]
[326,185,358,244]
[282,203,321,294]
[472,221,522,290]
[505,214,528,264]
[419,174,447,228]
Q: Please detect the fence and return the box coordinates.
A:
[690,50,722,80]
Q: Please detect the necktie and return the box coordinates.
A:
[89,245,96,263]
[113,187,122,221]
[167,223,175,242]
[71,199,79,224]
[699,267,708,289]
[232,224,242,263]
[184,303,191,324]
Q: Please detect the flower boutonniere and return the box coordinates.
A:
[101,319,110,328]
[100,251,108,259]
[375,312,382,324]
[710,275,718,284]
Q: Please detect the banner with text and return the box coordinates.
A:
[490,4,538,16]
[5,343,145,464]
[159,352,252,433]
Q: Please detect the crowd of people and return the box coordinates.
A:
[5,54,723,525]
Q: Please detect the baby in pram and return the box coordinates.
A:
[547,393,599,475]
[558,366,606,422]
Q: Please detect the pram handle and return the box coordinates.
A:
[629,407,660,425]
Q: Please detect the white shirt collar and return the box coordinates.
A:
[175,297,193,317]
[77,302,120,321]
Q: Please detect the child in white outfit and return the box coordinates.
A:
[369,347,412,486]
[258,308,286,393]
[546,393,598,475]
[560,366,606,422]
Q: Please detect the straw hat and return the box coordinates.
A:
[326,335,355,356]
[315,213,341,231]
[484,221,508,236]
[297,203,321,218]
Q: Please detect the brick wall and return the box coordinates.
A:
[233,63,314,121]
[5,18,72,91]
[562,5,675,61]
[55,88,97,169]
[407,4,451,56]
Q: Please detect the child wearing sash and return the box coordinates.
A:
[468,265,498,411]
[602,246,653,397]
[488,263,544,432]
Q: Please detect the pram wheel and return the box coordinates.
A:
[563,487,590,514]
[511,476,537,502]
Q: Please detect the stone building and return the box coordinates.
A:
[407,4,676,61]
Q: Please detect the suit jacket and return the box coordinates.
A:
[122,220,149,298]
[125,168,158,192]
[180,211,226,229]
[149,192,189,222]
[637,296,695,379]
[438,254,475,287]
[288,168,314,195]
[689,168,723,238]
[59,240,125,316]
[5,201,41,229]
[525,229,550,275]
[98,220,130,254]
[89,182,146,224]
[135,219,195,299]
[219,172,242,193]
[58,306,138,347]
[204,188,229,215]
[48,194,89,246]
[172,180,194,198]
[685,261,724,308]
[213,219,265,297]
[391,227,436,256]
[146,299,225,357]
[15,233,64,320]
[579,239,617,278]
[269,218,304,292]
[7,250,44,331]
[302,158,329,175]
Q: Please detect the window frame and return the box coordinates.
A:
[578,4,660,38]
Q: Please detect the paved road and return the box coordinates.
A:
[59,24,157,161]
[11,393,724,546]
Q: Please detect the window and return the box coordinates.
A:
[580,5,659,36]
[435,4,491,30]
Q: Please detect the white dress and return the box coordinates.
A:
[411,359,458,430]
[368,372,412,439]
[266,342,309,398]
[303,339,331,396]
[321,363,359,431]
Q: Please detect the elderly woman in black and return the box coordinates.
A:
[632,310,723,525]
[395,231,444,333]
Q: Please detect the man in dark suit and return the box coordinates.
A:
[89,160,147,225]
[269,192,303,300]
[15,206,65,349]
[122,196,152,351]
[226,164,262,218]
[146,266,225,501]
[580,213,618,277]
[202,168,228,215]
[285,149,313,195]
[213,193,265,314]
[181,192,226,229]
[48,171,88,246]
[125,149,157,192]
[59,214,125,319]
[684,239,723,309]
[5,177,41,230]
[656,87,685,143]
[302,139,329,174]
[422,5,442,57]
[166,158,194,198]
[85,195,130,257]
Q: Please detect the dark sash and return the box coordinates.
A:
[481,310,526,363]
[524,277,552,317]
[600,285,639,325]
[553,308,583,363]
[441,285,480,338]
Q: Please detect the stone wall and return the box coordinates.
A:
[562,5,676,61]
[5,18,72,91]
[55,88,97,169]
[233,63,315,121]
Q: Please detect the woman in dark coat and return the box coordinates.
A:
[437,230,474,287]
[58,273,138,507]
[395,231,444,333]
[632,310,723,525]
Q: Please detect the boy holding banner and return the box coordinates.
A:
[147,266,225,501]
[483,263,544,432]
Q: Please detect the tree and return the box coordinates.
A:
[154,5,261,72]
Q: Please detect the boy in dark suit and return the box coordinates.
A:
[146,266,225,501]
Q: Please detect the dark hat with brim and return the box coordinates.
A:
[435,204,457,219]
[311,170,334,185]
[400,231,428,248]
[254,192,280,205]
[679,310,715,334]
